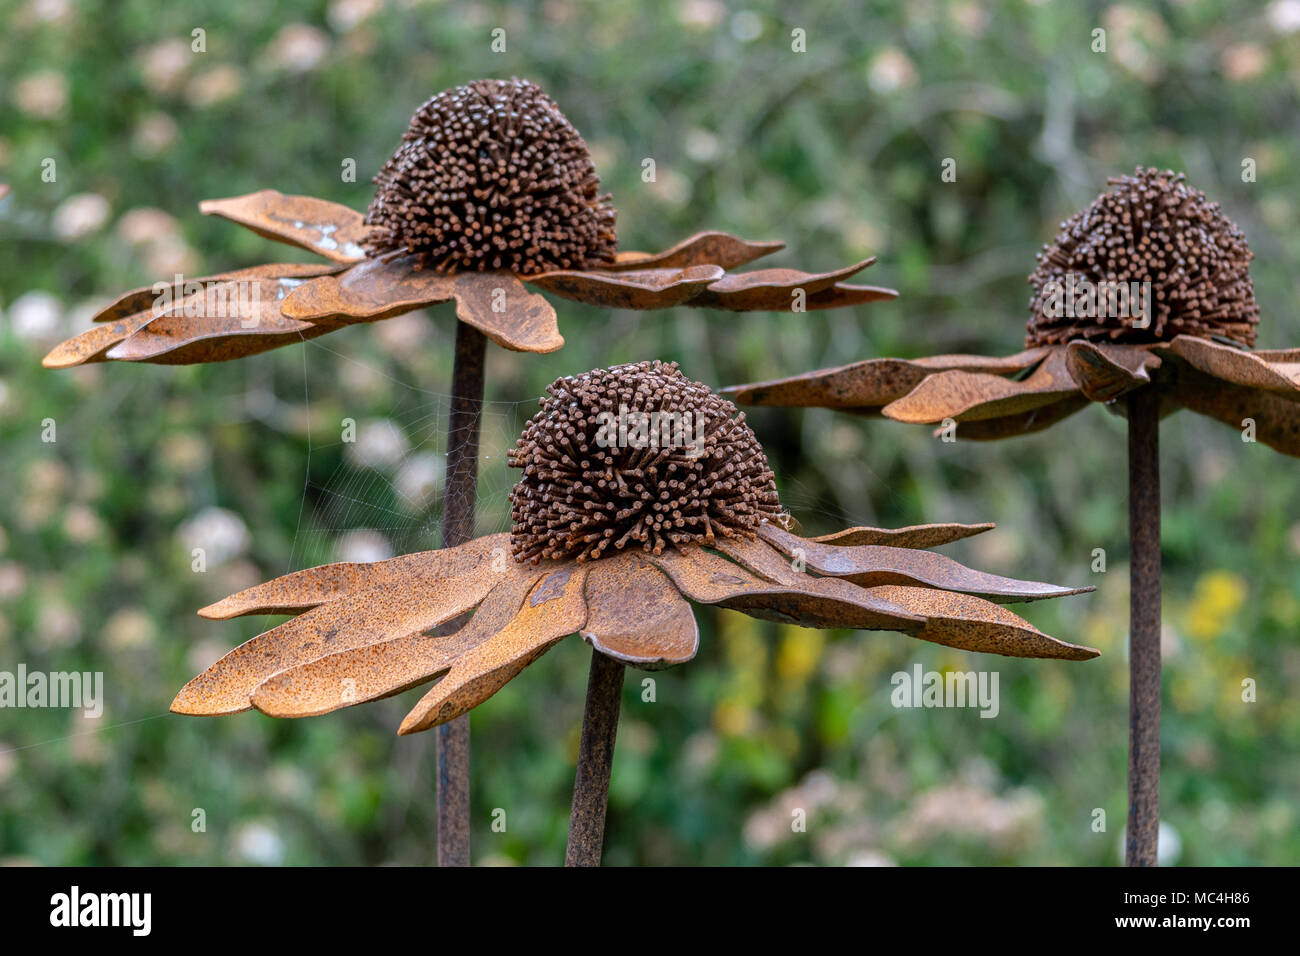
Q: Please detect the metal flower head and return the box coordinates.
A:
[44,78,894,369]
[724,168,1300,454]
[172,362,1096,735]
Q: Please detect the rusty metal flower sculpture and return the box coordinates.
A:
[42,78,892,370]
[724,167,1297,867]
[724,168,1287,449]
[41,77,894,866]
[173,361,1096,865]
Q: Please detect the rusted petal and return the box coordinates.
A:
[103,264,340,365]
[720,349,1050,409]
[451,271,563,352]
[200,534,509,619]
[883,349,1081,424]
[398,563,590,734]
[652,543,923,632]
[689,259,877,311]
[174,542,511,716]
[803,283,900,310]
[864,585,1100,661]
[42,313,154,368]
[46,264,337,368]
[1065,341,1161,402]
[944,395,1091,440]
[1174,367,1300,457]
[248,562,538,718]
[90,267,284,324]
[200,190,370,263]
[523,264,724,309]
[580,554,699,669]
[756,523,1091,603]
[609,232,784,270]
[281,255,457,323]
[808,522,995,549]
[1169,335,1300,398]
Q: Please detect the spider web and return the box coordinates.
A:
[279,334,535,573]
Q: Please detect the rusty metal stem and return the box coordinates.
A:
[435,320,486,867]
[565,649,626,866]
[1126,388,1161,867]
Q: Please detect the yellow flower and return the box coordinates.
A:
[1185,570,1248,642]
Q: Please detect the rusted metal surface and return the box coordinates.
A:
[565,649,625,867]
[688,258,876,311]
[524,264,724,309]
[42,263,340,368]
[807,521,994,549]
[250,567,535,718]
[609,231,783,270]
[178,512,1098,729]
[281,254,458,322]
[450,273,563,353]
[940,395,1092,441]
[1064,341,1159,402]
[719,349,1050,408]
[863,585,1098,661]
[579,554,699,668]
[727,333,1300,456]
[756,522,1092,603]
[48,184,895,369]
[435,319,488,867]
[399,564,590,734]
[1126,387,1162,867]
[1173,365,1300,456]
[173,538,508,716]
[199,190,371,263]
[882,348,1078,424]
[1169,335,1300,395]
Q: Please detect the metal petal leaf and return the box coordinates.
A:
[883,348,1082,423]
[808,522,995,549]
[200,190,370,263]
[398,564,590,734]
[281,255,457,323]
[944,394,1091,440]
[45,264,339,368]
[1065,341,1161,402]
[651,543,923,631]
[173,546,511,716]
[802,283,900,310]
[199,535,510,619]
[579,554,699,669]
[1169,335,1300,398]
[1174,366,1300,457]
[103,264,341,365]
[756,523,1092,603]
[863,585,1100,660]
[720,349,1051,409]
[451,271,563,352]
[523,265,724,309]
[248,562,538,718]
[42,313,154,368]
[689,259,882,311]
[89,267,289,324]
[609,232,784,270]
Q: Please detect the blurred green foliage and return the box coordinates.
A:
[2,0,1299,866]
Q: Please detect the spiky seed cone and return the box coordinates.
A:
[1026,167,1259,347]
[509,361,784,563]
[364,78,617,274]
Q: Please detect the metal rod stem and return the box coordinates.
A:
[435,320,486,867]
[1126,387,1162,867]
[565,649,626,867]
